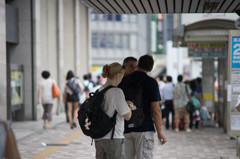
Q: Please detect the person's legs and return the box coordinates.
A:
[170,101,175,128]
[46,104,53,128]
[189,111,193,129]
[165,101,170,129]
[95,140,106,159]
[174,108,180,130]
[135,132,154,159]
[42,104,47,129]
[65,103,69,123]
[183,108,190,130]
[95,139,125,159]
[67,102,73,128]
[73,102,79,124]
[124,133,136,159]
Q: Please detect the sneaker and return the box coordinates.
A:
[174,128,179,132]
[186,129,192,133]
[215,123,219,127]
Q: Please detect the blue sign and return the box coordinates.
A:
[232,36,240,68]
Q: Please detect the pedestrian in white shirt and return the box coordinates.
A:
[161,76,174,129]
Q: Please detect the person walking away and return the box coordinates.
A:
[63,70,84,129]
[83,74,94,99]
[157,75,166,98]
[119,54,167,159]
[122,56,138,76]
[161,76,174,130]
[172,75,192,132]
[37,71,59,129]
[94,62,133,159]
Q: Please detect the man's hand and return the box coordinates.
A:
[158,131,167,145]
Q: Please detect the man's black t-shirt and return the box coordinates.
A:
[119,71,161,133]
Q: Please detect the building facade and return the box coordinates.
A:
[89,11,151,69]
[0,0,89,121]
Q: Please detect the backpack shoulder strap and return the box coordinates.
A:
[99,85,115,94]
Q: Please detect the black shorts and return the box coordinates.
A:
[66,93,79,102]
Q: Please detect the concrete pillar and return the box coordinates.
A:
[0,0,7,120]
[218,58,227,128]
[74,0,81,77]
[202,58,214,112]
[57,0,64,91]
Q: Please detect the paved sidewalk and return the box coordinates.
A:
[11,114,239,159]
[12,112,67,141]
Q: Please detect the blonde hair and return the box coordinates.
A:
[102,62,125,79]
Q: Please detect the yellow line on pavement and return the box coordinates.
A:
[30,130,83,159]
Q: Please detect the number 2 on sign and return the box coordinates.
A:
[233,44,240,55]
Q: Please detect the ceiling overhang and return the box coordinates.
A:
[81,0,240,14]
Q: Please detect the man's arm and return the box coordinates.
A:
[151,101,167,144]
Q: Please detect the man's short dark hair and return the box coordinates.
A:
[159,75,164,81]
[122,56,137,66]
[167,76,172,82]
[138,54,154,71]
[177,75,183,82]
[41,71,50,79]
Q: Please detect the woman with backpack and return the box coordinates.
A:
[94,62,132,159]
[63,70,84,129]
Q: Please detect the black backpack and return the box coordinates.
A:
[78,86,117,140]
[67,78,81,95]
[120,76,147,129]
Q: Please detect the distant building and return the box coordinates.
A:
[89,10,151,70]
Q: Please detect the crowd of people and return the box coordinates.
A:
[37,54,220,159]
[37,54,167,159]
[157,74,219,132]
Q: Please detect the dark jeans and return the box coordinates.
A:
[164,100,174,129]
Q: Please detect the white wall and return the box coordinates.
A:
[166,41,187,84]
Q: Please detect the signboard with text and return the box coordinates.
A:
[188,43,226,58]
[232,36,240,68]
[227,30,240,137]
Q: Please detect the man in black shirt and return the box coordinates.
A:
[119,54,167,159]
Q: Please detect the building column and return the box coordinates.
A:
[74,0,81,77]
[202,58,215,113]
[0,0,7,120]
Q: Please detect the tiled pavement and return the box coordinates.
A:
[12,113,238,159]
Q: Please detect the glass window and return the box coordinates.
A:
[114,34,122,48]
[106,33,114,48]
[98,14,106,21]
[122,34,129,49]
[107,14,113,21]
[122,15,128,22]
[90,11,97,21]
[130,34,137,50]
[99,33,106,48]
[92,33,98,48]
[130,14,137,23]
[115,14,121,21]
